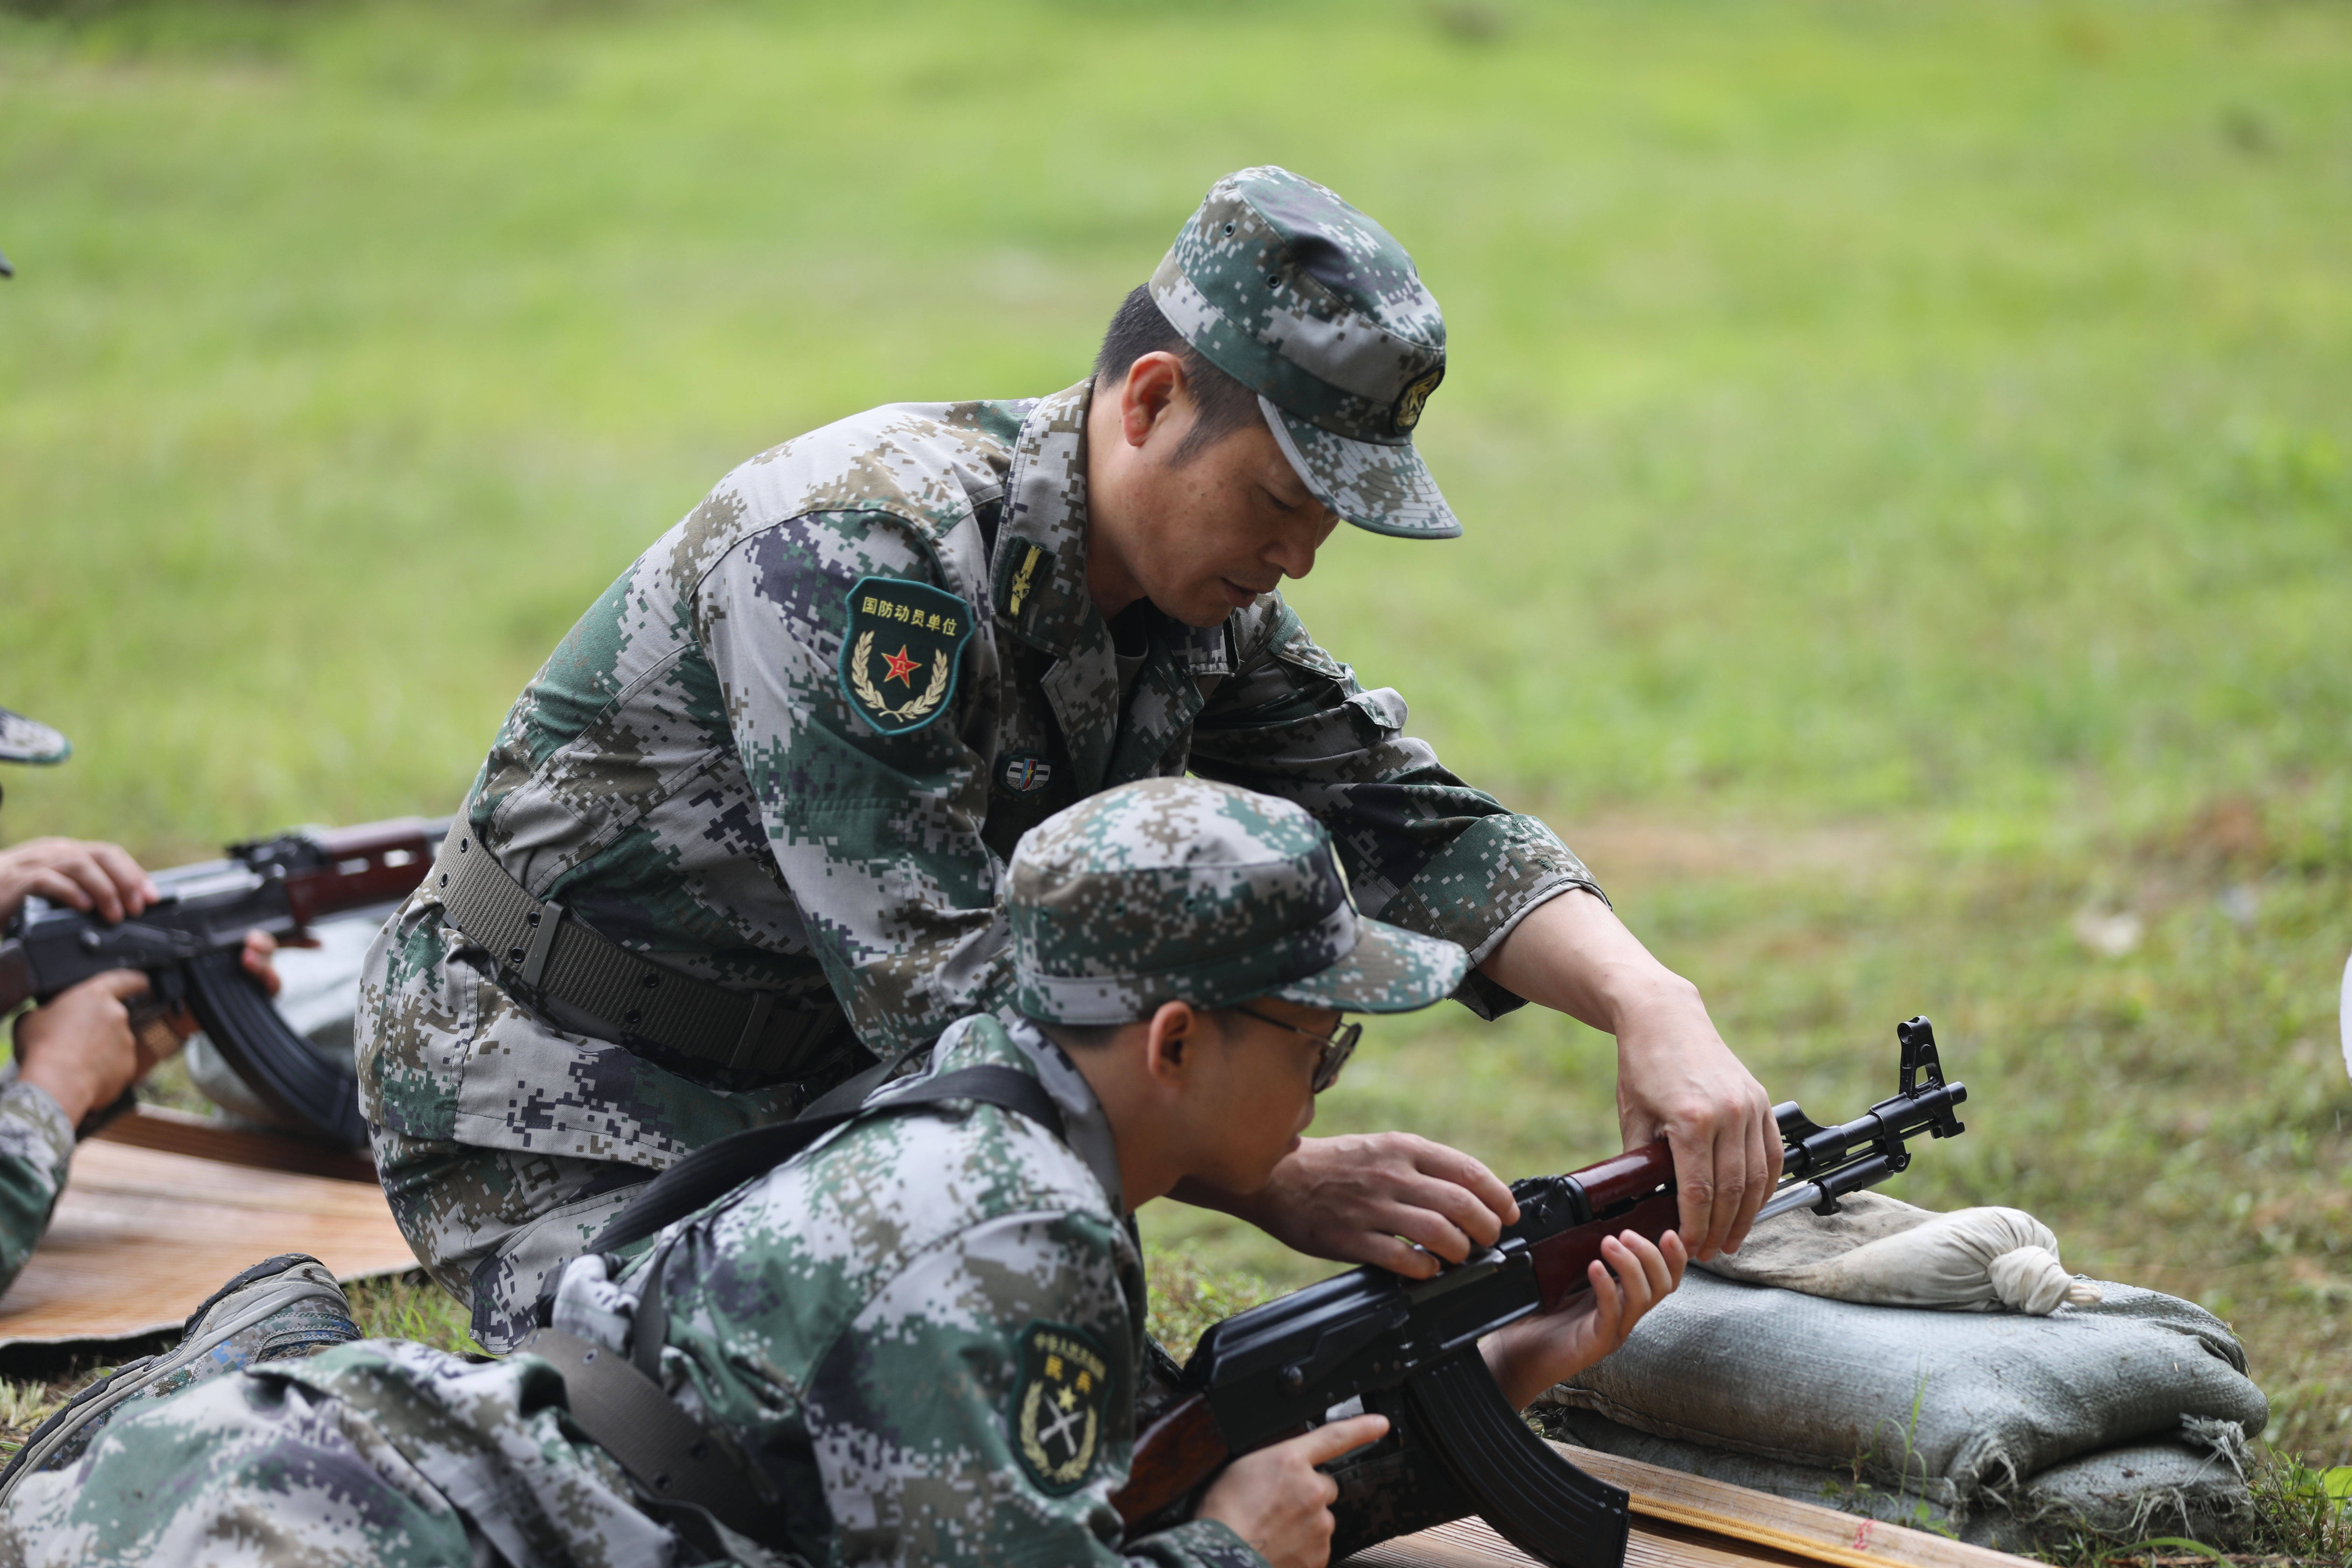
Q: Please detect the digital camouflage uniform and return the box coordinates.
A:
[0,1082,73,1297]
[5,778,1477,1568]
[0,709,78,1297]
[357,166,1605,1351]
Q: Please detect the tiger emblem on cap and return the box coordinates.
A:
[1393,366,1444,434]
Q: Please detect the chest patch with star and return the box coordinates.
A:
[839,576,976,736]
[1010,1320,1112,1494]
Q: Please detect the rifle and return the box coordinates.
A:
[1113,1017,1969,1568]
[0,818,447,1149]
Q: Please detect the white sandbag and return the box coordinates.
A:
[1695,1192,2101,1314]
[1535,1269,2268,1498]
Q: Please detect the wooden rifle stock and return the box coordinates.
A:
[1113,1393,1233,1525]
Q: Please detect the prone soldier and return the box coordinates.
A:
[0,711,279,1297]
[359,166,1771,1352]
[1,777,1682,1568]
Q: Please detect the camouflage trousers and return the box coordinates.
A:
[357,901,826,1352]
[0,1341,732,1568]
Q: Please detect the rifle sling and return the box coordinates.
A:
[532,1329,779,1540]
[429,830,850,1084]
[538,1064,1066,1538]
[593,1064,1063,1252]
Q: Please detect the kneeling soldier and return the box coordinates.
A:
[0,778,1681,1568]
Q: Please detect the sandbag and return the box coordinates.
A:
[1544,1407,2259,1552]
[1695,1192,2102,1314]
[1535,1269,2268,1499]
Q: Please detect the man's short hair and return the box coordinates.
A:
[1093,285,1263,464]
[1034,1017,1126,1053]
[1030,1008,1254,1056]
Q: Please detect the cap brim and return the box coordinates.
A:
[1267,915,1468,1014]
[1262,399,1461,540]
[0,708,71,765]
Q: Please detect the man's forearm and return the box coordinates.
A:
[1477,887,1703,1032]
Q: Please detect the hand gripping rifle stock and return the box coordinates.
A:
[1113,1017,1969,1567]
[0,818,445,1148]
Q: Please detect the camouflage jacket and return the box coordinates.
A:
[536,1011,1262,1568]
[0,1081,73,1296]
[362,381,1596,1175]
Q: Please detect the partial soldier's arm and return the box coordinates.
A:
[698,510,1014,1057]
[0,1080,76,1297]
[1185,595,1777,1263]
[1186,594,1598,1020]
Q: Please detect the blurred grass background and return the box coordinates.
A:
[2,0,2346,1470]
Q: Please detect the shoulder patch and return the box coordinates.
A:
[840,576,976,735]
[1011,1320,1112,1494]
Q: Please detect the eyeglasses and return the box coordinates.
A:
[1231,1005,1362,1094]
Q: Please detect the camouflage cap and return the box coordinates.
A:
[0,707,70,765]
[1150,166,1457,540]
[1007,777,1469,1024]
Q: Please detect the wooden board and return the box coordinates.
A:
[91,1103,377,1184]
[1352,1514,1816,1568]
[1560,1446,2030,1568]
[1346,1444,2035,1568]
[0,1137,420,1346]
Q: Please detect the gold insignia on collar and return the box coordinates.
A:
[1007,544,1045,619]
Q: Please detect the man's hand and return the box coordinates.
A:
[1480,889,1780,1261]
[14,970,157,1127]
[0,838,159,925]
[1172,1133,1520,1280]
[9,931,280,1127]
[1196,1412,1388,1568]
[1479,1228,1686,1410]
[1611,990,1778,1260]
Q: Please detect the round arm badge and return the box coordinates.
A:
[1011,1321,1113,1494]
[839,576,977,736]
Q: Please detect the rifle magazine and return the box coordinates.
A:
[183,948,368,1150]
[1401,1350,1630,1568]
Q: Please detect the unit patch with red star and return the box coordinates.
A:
[839,576,976,736]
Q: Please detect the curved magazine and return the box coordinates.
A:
[1402,1349,1630,1568]
[183,948,368,1150]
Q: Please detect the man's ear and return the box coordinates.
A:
[1118,352,1188,450]
[1140,999,1202,1090]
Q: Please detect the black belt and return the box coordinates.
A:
[429,829,848,1083]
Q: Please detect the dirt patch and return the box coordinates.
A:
[1551,813,1909,890]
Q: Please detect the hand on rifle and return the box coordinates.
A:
[1196,1412,1390,1568]
[1479,1227,1686,1410]
[11,931,280,1127]
[0,837,160,925]
[1172,1131,1521,1281]
[1478,889,1781,1260]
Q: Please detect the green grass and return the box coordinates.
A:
[2,0,2347,1540]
